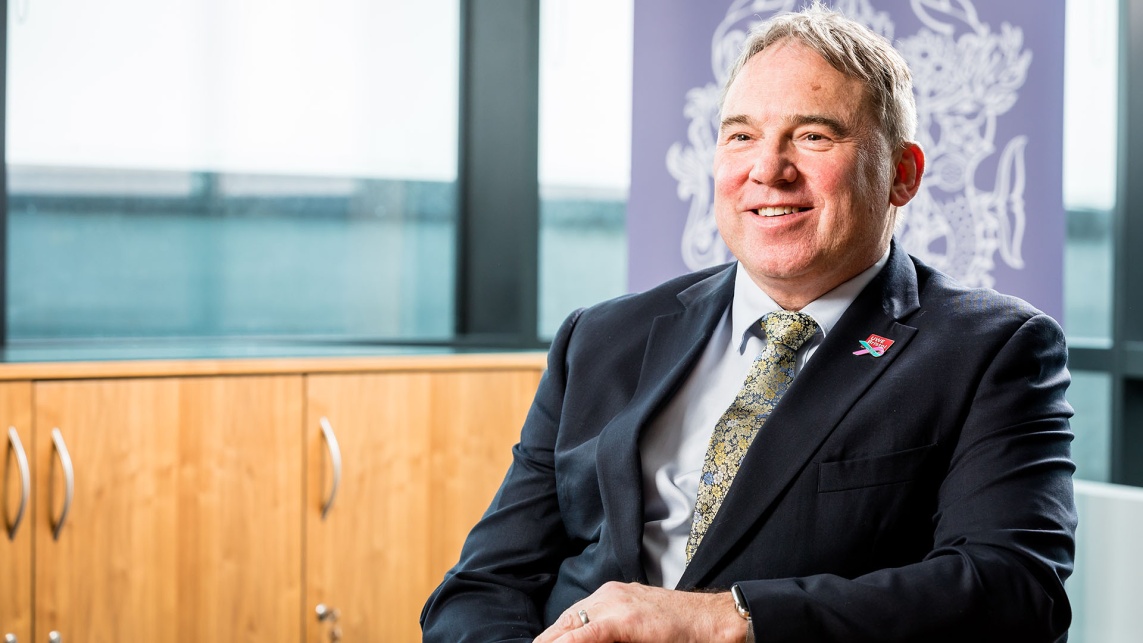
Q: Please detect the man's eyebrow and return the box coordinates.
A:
[789,114,851,136]
[719,114,755,131]
[718,113,853,136]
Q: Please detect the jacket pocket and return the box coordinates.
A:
[817,443,936,493]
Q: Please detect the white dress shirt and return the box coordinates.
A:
[639,253,889,588]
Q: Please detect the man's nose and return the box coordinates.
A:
[747,140,798,185]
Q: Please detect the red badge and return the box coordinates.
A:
[852,334,894,357]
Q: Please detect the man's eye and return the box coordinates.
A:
[731,133,751,142]
[804,133,825,142]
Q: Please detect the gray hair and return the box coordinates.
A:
[722,1,917,149]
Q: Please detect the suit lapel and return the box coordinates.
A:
[596,266,735,583]
[679,245,922,588]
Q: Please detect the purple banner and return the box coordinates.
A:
[628,0,1066,322]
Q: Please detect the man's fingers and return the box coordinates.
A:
[547,619,613,643]
[533,607,586,643]
[533,582,647,643]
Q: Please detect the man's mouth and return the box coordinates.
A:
[751,206,812,217]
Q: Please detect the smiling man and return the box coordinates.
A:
[713,36,922,312]
[421,4,1076,642]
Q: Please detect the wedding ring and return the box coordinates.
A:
[577,609,590,626]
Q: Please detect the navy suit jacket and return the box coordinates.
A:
[421,245,1077,642]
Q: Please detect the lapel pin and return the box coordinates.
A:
[852,334,894,358]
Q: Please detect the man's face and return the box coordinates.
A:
[714,40,899,308]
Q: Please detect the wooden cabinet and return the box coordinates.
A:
[306,372,434,642]
[2,382,33,643]
[0,354,544,643]
[33,376,303,643]
[304,367,542,642]
[425,369,545,581]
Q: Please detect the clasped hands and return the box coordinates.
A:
[532,581,747,643]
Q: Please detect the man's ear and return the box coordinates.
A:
[889,142,925,207]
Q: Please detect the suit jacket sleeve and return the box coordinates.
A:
[419,308,584,643]
[740,312,1077,642]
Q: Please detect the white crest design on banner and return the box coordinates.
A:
[667,0,1032,288]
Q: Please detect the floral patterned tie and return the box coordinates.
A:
[685,310,819,563]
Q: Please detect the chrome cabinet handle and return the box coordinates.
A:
[48,632,61,643]
[6,427,30,540]
[318,417,342,520]
[6,631,18,642]
[50,429,74,541]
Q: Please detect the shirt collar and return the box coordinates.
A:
[730,249,891,354]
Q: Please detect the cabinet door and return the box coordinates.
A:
[306,372,434,643]
[304,367,541,642]
[1,382,33,643]
[426,369,544,581]
[34,376,303,643]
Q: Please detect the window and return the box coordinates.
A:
[6,0,460,341]
[1062,0,1118,484]
[1063,0,1117,344]
[537,0,632,338]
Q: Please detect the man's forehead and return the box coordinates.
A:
[735,40,860,89]
[722,42,872,125]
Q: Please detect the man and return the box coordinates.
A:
[421,4,1076,642]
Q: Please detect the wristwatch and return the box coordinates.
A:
[730,584,754,643]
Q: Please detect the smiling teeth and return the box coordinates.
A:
[755,207,805,217]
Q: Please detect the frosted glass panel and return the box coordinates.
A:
[7,0,458,180]
[1062,0,1118,212]
[1062,0,1117,342]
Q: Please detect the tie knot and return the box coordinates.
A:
[760,311,818,351]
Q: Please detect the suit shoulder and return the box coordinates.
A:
[911,257,1054,328]
[572,263,732,329]
[545,264,732,375]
